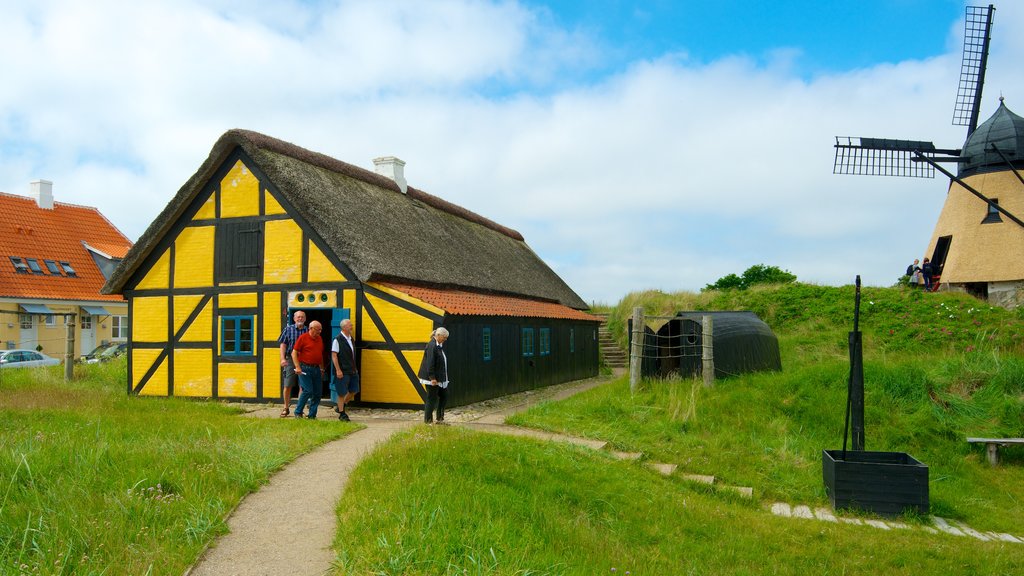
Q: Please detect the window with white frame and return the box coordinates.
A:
[44,314,56,327]
[19,314,32,330]
[81,315,92,330]
[112,316,128,340]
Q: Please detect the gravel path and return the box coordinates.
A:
[186,374,614,576]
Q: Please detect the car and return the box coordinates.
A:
[84,343,127,364]
[80,342,117,363]
[0,349,61,369]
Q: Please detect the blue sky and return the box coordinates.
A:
[0,1,1020,304]
[530,1,966,75]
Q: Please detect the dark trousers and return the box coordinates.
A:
[424,385,448,423]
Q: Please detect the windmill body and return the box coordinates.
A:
[925,101,1024,308]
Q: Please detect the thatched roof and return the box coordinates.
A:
[103,129,589,310]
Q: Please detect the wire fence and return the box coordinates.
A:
[628,309,715,393]
[0,309,78,380]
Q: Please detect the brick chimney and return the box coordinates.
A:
[372,156,407,194]
[30,180,54,210]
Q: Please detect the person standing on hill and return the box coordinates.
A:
[331,319,359,422]
[277,310,307,417]
[291,321,325,419]
[922,258,934,292]
[907,259,921,288]
[418,327,450,425]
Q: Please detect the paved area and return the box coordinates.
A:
[186,374,614,576]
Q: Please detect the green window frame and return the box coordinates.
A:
[483,327,492,361]
[540,328,551,356]
[222,315,254,356]
[522,327,534,357]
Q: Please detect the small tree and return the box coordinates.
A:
[703,264,797,292]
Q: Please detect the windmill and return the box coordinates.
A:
[834,4,1024,309]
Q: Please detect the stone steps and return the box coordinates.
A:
[770,502,1023,543]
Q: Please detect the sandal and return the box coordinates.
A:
[279,408,290,418]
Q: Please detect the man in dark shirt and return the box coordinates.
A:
[276,310,307,417]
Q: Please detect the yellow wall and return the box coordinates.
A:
[219,292,257,309]
[136,251,170,290]
[133,297,168,342]
[265,189,285,215]
[219,363,258,398]
[220,160,260,218]
[264,219,303,284]
[133,349,165,394]
[181,299,212,342]
[124,156,375,401]
[194,193,216,220]
[362,293,434,343]
[174,226,214,288]
[174,348,213,396]
[360,349,424,404]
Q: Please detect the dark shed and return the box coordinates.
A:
[637,311,781,379]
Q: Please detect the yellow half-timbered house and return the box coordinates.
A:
[103,130,599,407]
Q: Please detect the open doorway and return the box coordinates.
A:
[290,308,333,401]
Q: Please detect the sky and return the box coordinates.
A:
[1,0,1022,305]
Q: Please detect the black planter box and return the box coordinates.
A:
[822,450,929,516]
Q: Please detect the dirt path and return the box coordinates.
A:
[186,374,614,576]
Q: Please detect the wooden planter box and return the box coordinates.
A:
[822,450,929,516]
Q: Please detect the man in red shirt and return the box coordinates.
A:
[290,321,325,419]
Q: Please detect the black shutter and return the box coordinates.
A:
[215,221,262,282]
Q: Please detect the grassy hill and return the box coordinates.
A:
[333,284,1024,574]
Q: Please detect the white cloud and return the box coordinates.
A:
[1,0,1022,304]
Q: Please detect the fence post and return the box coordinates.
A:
[64,314,76,381]
[629,307,644,394]
[702,314,715,388]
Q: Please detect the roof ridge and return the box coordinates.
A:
[226,129,524,241]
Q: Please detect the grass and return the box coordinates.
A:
[334,426,1024,575]
[334,283,1024,574]
[0,359,355,575]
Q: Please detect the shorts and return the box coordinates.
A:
[282,359,298,390]
[332,372,360,396]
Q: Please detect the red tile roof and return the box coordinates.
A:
[379,282,601,322]
[0,192,132,302]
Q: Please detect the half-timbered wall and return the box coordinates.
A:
[124,150,360,400]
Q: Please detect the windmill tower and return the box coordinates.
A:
[834,5,1024,309]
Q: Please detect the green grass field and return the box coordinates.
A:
[0,361,354,575]
[2,282,1023,574]
[336,283,1024,574]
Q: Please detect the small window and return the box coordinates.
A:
[45,314,56,327]
[221,316,254,356]
[111,315,127,340]
[44,260,62,275]
[522,328,534,357]
[59,262,77,277]
[26,259,44,274]
[9,257,29,274]
[982,199,1002,224]
[81,315,92,330]
[570,328,575,353]
[540,328,551,356]
[19,314,32,329]
[482,327,492,361]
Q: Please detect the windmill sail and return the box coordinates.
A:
[952,5,995,134]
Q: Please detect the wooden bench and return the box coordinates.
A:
[967,437,1024,466]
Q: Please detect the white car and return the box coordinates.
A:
[0,349,61,369]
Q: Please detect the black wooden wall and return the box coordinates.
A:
[441,316,600,406]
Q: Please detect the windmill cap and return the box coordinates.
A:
[960,99,1024,178]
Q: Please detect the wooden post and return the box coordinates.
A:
[629,307,643,394]
[702,315,714,388]
[64,314,76,381]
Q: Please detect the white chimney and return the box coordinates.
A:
[372,156,407,194]
[30,180,54,210]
